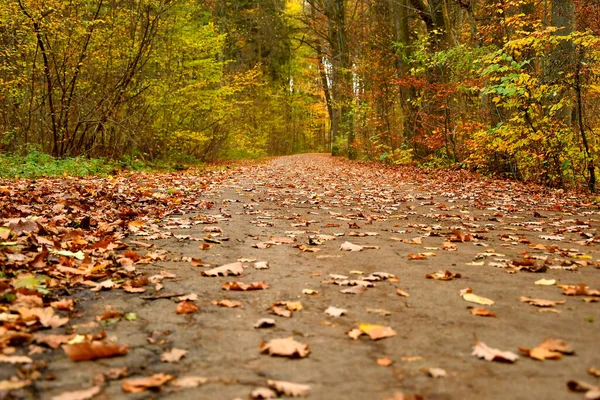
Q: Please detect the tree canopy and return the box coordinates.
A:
[1,0,599,189]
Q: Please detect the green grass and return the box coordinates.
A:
[0,151,205,179]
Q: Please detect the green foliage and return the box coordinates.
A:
[465,29,600,187]
[0,152,119,178]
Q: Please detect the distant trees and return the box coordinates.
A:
[1,0,599,189]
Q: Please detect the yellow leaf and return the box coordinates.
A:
[535,279,556,286]
[462,293,494,305]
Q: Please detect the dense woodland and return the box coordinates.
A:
[0,0,599,189]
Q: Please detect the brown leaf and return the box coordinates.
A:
[267,379,310,397]
[171,376,209,388]
[324,306,347,318]
[190,258,204,266]
[519,346,562,361]
[469,308,496,317]
[450,229,472,242]
[35,334,74,349]
[260,337,310,358]
[212,299,242,308]
[539,338,574,354]
[251,387,278,399]
[358,323,397,340]
[62,341,128,361]
[269,306,291,318]
[97,305,121,321]
[567,380,600,399]
[396,289,410,297]
[176,301,199,314]
[346,328,363,340]
[160,348,188,363]
[520,296,566,307]
[425,270,461,280]
[201,262,244,277]
[340,286,367,295]
[559,283,600,297]
[0,355,33,364]
[50,299,74,311]
[222,281,269,291]
[254,261,269,269]
[408,253,427,260]
[0,379,32,391]
[29,307,69,328]
[254,318,276,329]
[377,356,393,367]
[339,241,363,251]
[589,368,600,378]
[122,373,173,393]
[423,367,447,378]
[50,386,101,400]
[472,340,518,363]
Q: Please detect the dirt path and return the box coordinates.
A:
[2,154,599,399]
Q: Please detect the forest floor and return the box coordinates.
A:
[1,153,600,400]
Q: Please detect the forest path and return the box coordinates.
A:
[2,154,599,399]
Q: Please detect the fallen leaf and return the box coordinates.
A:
[251,387,278,399]
[396,289,410,297]
[341,286,367,295]
[267,379,310,397]
[51,386,101,400]
[160,348,188,363]
[366,308,392,316]
[254,261,269,270]
[302,289,318,295]
[539,235,564,241]
[340,241,363,251]
[589,368,600,377]
[469,308,496,317]
[519,345,562,360]
[178,293,198,302]
[35,334,74,349]
[29,307,69,328]
[535,279,556,286]
[254,318,276,329]
[358,323,397,340]
[212,299,242,308]
[559,283,600,297]
[278,301,303,311]
[520,296,566,307]
[122,373,173,393]
[539,338,574,354]
[462,292,494,306]
[382,392,424,400]
[408,253,427,260]
[171,376,209,388]
[260,337,310,358]
[50,299,74,311]
[401,356,424,362]
[222,281,269,291]
[269,305,292,318]
[377,356,393,367]
[425,270,461,280]
[472,340,518,363]
[176,301,199,314]
[0,379,31,390]
[97,305,121,321]
[325,306,347,318]
[424,367,447,378]
[0,354,33,364]
[62,341,128,361]
[201,262,244,277]
[567,380,600,399]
